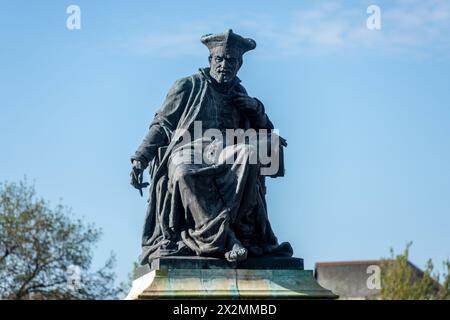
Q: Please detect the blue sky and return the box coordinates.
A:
[1,0,450,287]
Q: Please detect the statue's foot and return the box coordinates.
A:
[225,245,248,262]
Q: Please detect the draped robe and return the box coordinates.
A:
[132,68,292,264]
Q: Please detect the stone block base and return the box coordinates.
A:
[126,266,337,299]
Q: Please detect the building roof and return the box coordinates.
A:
[315,260,384,267]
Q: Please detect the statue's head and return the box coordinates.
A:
[201,29,256,85]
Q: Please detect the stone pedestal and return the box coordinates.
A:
[125,256,337,300]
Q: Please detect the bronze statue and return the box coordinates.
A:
[131,29,292,265]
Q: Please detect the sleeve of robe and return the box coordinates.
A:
[131,77,193,167]
[234,84,287,178]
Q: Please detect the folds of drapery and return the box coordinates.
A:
[136,71,291,264]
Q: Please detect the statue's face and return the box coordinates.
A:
[209,47,242,84]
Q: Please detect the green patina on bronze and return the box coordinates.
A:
[132,269,337,299]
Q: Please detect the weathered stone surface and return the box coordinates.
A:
[125,268,337,300]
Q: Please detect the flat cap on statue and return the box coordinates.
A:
[200,29,256,56]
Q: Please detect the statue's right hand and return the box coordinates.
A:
[130,167,142,190]
[130,160,149,193]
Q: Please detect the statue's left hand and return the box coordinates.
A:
[232,93,262,115]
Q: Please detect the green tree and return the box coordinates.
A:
[380,242,450,300]
[0,180,125,299]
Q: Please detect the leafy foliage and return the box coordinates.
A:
[0,180,125,299]
[381,242,450,300]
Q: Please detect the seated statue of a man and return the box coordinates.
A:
[130,29,293,264]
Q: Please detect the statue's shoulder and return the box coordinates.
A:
[171,71,207,90]
[171,75,193,88]
[167,75,195,96]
